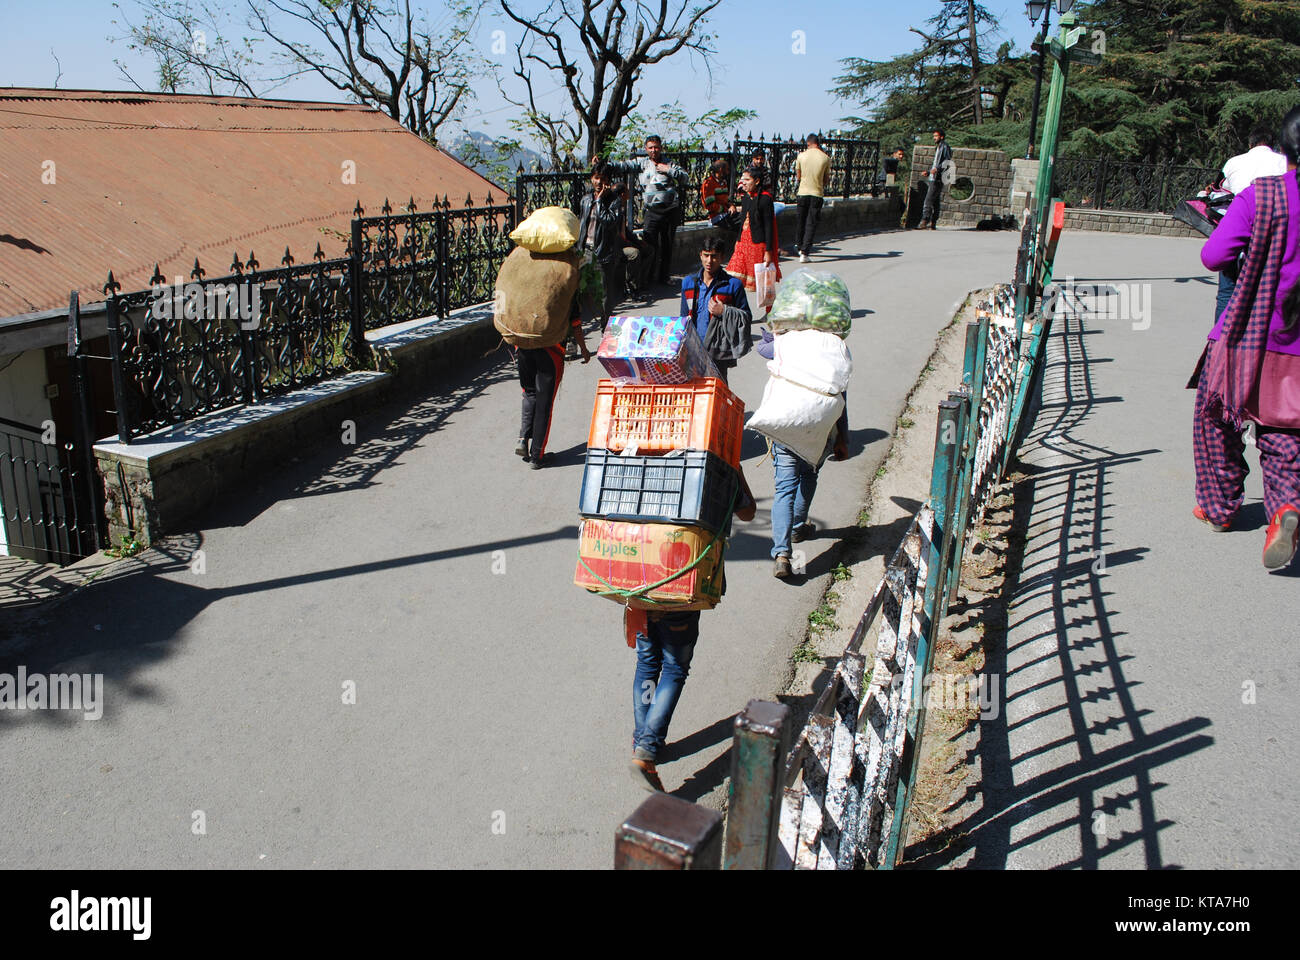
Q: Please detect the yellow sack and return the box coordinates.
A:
[510,206,580,253]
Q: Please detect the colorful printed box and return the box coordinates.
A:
[574,518,725,610]
[597,315,721,385]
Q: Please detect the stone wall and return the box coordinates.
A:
[910,146,1014,227]
[1062,208,1201,239]
[1010,157,1039,211]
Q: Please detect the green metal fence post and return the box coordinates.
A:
[939,390,971,604]
[946,320,987,604]
[884,399,962,866]
[723,699,792,870]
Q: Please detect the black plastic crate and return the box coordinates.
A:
[578,448,739,534]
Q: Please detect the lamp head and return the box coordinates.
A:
[1027,0,1048,24]
[1057,0,1076,13]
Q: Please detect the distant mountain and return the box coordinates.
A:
[449,131,548,182]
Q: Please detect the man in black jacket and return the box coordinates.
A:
[576,161,630,331]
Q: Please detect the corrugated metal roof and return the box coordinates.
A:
[0,88,506,318]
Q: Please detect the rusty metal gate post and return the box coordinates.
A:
[66,291,104,552]
[615,793,723,870]
[723,699,792,869]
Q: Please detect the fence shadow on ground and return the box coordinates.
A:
[906,305,1213,870]
[201,344,518,533]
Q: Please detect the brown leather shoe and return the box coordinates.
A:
[630,758,665,792]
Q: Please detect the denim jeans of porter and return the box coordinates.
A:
[771,443,818,560]
[1216,271,1236,322]
[632,612,700,760]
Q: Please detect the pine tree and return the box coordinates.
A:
[1062,0,1300,164]
[831,2,1035,155]
[831,0,1300,164]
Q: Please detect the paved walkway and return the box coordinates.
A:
[937,232,1298,868]
[0,227,1021,869]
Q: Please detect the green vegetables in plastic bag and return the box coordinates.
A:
[767,269,852,338]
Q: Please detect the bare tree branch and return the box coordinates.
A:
[110,0,484,143]
[500,0,721,160]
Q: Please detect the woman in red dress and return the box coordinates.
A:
[727,167,781,304]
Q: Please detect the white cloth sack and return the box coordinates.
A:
[747,376,845,466]
[766,328,852,394]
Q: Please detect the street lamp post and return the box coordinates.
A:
[1025,0,1075,159]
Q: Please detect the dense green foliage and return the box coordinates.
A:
[833,0,1300,165]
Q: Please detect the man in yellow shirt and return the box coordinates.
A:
[795,134,832,262]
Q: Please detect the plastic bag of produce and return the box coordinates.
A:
[767,269,852,338]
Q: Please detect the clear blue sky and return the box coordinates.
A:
[3,1,1046,145]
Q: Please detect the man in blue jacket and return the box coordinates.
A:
[679,237,752,382]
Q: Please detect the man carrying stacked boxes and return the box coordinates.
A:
[574,311,755,792]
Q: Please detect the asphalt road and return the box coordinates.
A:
[956,232,1299,869]
[1,226,1021,869]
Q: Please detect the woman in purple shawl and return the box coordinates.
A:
[1195,106,1300,569]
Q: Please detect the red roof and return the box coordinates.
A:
[0,88,504,317]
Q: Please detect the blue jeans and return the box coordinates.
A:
[771,443,818,559]
[632,611,700,761]
[1215,271,1235,321]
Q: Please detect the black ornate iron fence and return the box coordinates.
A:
[442,196,515,313]
[104,250,355,442]
[103,195,514,443]
[513,171,589,225]
[513,136,881,225]
[735,136,881,203]
[1052,156,1219,214]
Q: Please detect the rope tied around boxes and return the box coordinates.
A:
[577,481,738,607]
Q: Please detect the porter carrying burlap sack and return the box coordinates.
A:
[493,246,581,348]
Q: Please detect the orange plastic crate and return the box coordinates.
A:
[587,377,744,465]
